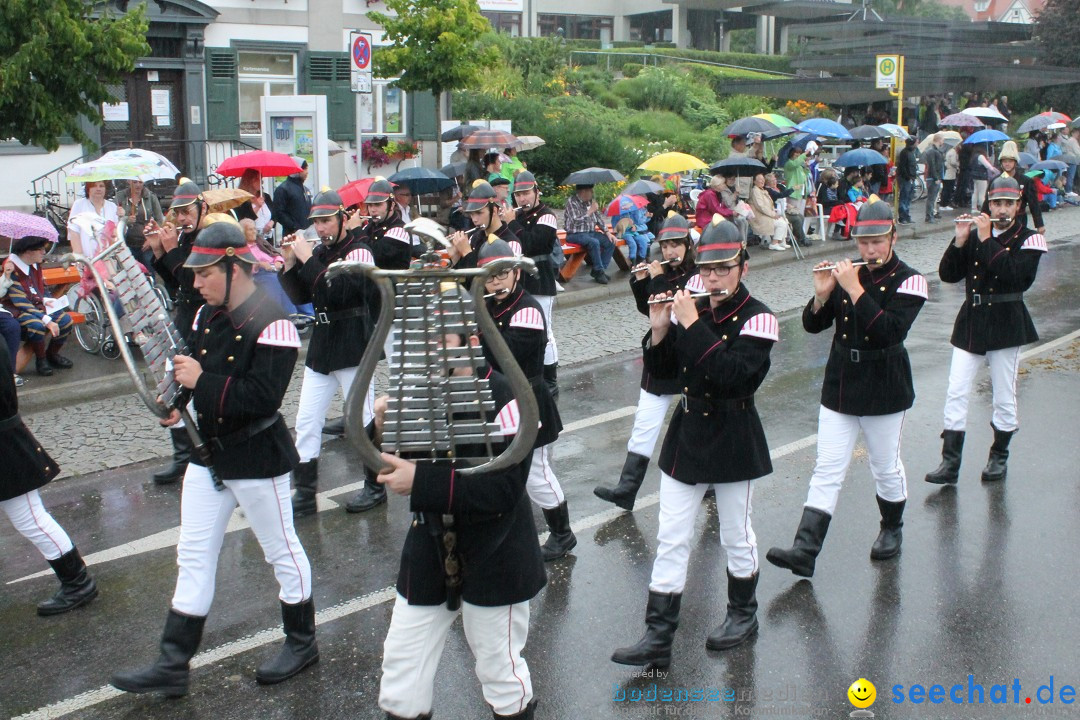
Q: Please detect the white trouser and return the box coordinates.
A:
[535,294,558,366]
[804,406,909,516]
[0,490,74,561]
[943,346,1021,432]
[769,217,789,243]
[172,465,311,617]
[380,594,532,718]
[626,389,674,458]
[650,474,758,593]
[526,445,564,509]
[294,365,374,462]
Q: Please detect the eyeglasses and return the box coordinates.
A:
[489,269,513,281]
[699,264,739,277]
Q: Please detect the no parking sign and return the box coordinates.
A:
[351,31,373,93]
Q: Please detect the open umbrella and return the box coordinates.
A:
[753,113,798,129]
[833,148,889,168]
[940,113,984,129]
[709,157,768,176]
[623,179,664,196]
[441,123,483,142]
[918,130,963,153]
[200,188,252,213]
[877,123,911,140]
[638,152,708,174]
[1040,111,1072,123]
[962,107,1007,125]
[0,210,60,244]
[561,167,626,186]
[849,125,891,140]
[66,148,180,183]
[1017,152,1039,169]
[605,194,648,217]
[1072,118,1080,129]
[1031,159,1068,173]
[388,167,456,196]
[338,178,377,208]
[439,162,467,179]
[963,129,1010,145]
[1017,114,1060,134]
[458,129,518,150]
[216,150,302,178]
[796,118,853,140]
[777,133,817,166]
[515,135,546,152]
[723,117,782,137]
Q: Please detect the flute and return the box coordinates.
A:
[632,259,673,272]
[812,259,883,272]
[647,289,729,305]
[281,236,320,247]
[955,214,1013,228]
[483,288,511,299]
[144,224,193,237]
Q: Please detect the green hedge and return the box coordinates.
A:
[578,47,793,74]
[622,62,644,78]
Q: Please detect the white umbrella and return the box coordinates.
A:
[962,107,1008,122]
[66,148,180,183]
[918,130,963,153]
[515,135,546,152]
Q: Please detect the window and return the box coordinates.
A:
[359,81,409,136]
[482,11,522,36]
[237,51,297,137]
[537,14,613,42]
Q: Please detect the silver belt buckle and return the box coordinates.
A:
[680,394,688,412]
[850,348,861,363]
[317,311,330,324]
[971,293,982,306]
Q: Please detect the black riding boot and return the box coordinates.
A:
[153,428,192,485]
[540,501,577,561]
[386,714,432,720]
[981,426,1015,482]
[345,467,387,512]
[925,430,965,485]
[765,506,832,578]
[593,452,649,511]
[256,598,320,684]
[705,571,759,651]
[111,609,206,697]
[37,547,98,616]
[611,591,682,667]
[291,459,319,517]
[496,698,538,718]
[322,417,346,437]
[543,363,559,405]
[870,496,905,560]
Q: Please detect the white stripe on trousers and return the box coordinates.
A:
[0,490,74,561]
[943,346,1022,432]
[626,389,674,458]
[534,294,558,366]
[804,406,908,516]
[526,445,564,509]
[379,594,532,718]
[171,465,311,617]
[650,474,758,593]
[294,365,374,462]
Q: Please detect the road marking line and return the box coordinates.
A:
[1019,327,1080,360]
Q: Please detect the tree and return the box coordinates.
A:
[368,0,499,140]
[0,0,150,150]
[1033,0,1080,111]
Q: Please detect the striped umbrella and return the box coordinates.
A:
[753,113,798,128]
[940,113,984,128]
[458,129,519,150]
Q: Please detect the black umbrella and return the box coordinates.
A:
[722,117,781,137]
[561,167,626,186]
[388,167,457,195]
[439,161,467,178]
[441,123,482,142]
[849,124,891,140]
[709,157,768,177]
[623,179,664,196]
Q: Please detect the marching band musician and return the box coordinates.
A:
[594,213,701,511]
[447,181,520,275]
[767,197,928,579]
[363,178,413,271]
[925,175,1047,486]
[144,178,208,486]
[112,219,317,697]
[612,217,778,665]
[1,339,98,616]
[279,189,381,516]
[502,171,562,402]
[376,290,544,720]
[477,237,576,562]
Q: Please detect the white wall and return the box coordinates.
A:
[203,23,309,47]
[0,145,85,212]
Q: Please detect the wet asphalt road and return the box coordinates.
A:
[2,242,1079,720]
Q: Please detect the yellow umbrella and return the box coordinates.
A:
[201,188,253,213]
[638,152,708,174]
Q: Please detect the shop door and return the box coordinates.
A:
[100,70,186,177]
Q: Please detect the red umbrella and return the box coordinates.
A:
[338,178,376,208]
[216,151,303,178]
[605,194,649,217]
[457,129,519,150]
[1039,111,1073,123]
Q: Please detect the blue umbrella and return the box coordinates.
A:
[1030,159,1068,172]
[796,118,853,140]
[1017,152,1039,169]
[963,129,1010,145]
[833,148,888,168]
[388,167,457,195]
[777,133,816,166]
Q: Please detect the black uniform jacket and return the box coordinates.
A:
[0,348,59,501]
[980,172,1044,230]
[280,234,378,374]
[364,214,412,271]
[454,224,520,289]
[481,286,562,449]
[645,284,777,485]
[188,288,301,479]
[154,228,200,332]
[396,367,546,607]
[630,263,701,396]
[508,204,559,297]
[939,223,1046,354]
[802,254,928,417]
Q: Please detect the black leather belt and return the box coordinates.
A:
[314,307,367,325]
[970,292,1023,306]
[0,413,22,431]
[832,343,906,363]
[209,413,281,451]
[528,254,551,263]
[680,395,755,413]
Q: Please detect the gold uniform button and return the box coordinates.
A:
[975,261,979,266]
[200,349,207,355]
[864,336,870,341]
[973,275,978,280]
[235,335,242,341]
[722,335,728,340]
[218,418,224,423]
[44,466,50,472]
[683,387,689,392]
[36,447,42,453]
[879,286,886,291]
[204,328,210,334]
[732,316,738,322]
[227,356,234,362]
[842,334,848,340]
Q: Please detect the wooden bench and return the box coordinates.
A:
[557,229,632,283]
[13,265,85,374]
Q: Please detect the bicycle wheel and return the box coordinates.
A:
[915,178,927,201]
[73,293,106,354]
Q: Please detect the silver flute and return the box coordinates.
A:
[483,288,511,299]
[632,259,673,272]
[647,289,729,305]
[812,259,883,272]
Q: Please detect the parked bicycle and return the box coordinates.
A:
[28,190,69,251]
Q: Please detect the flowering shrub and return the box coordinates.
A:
[782,100,830,121]
[362,138,391,168]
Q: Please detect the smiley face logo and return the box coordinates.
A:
[848,678,877,709]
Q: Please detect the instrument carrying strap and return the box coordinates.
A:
[209,413,282,451]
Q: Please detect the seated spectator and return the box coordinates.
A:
[564,184,616,285]
[612,196,654,265]
[1,237,73,377]
[766,173,809,247]
[748,172,790,252]
[1,258,24,385]
[717,173,750,245]
[1029,170,1058,210]
[847,175,869,205]
[114,178,164,270]
[695,175,732,228]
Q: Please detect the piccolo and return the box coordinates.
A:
[812,259,883,272]
[647,289,729,304]
[144,224,193,236]
[281,237,320,247]
[632,259,673,271]
[955,214,1012,227]
[483,288,511,299]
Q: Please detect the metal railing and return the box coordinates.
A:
[568,50,795,77]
